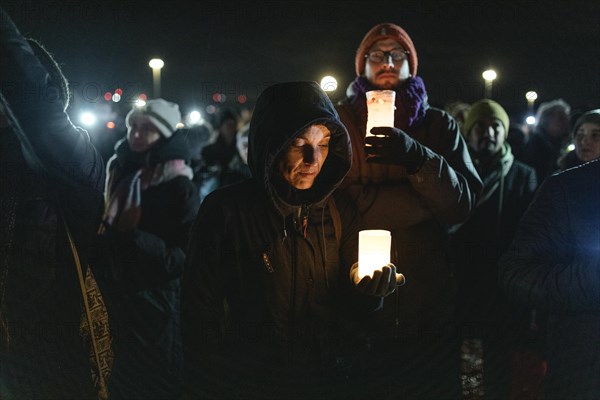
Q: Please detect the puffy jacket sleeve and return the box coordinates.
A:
[499,176,600,312]
[407,110,482,226]
[0,8,103,192]
[181,192,227,395]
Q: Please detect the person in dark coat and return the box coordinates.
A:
[219,123,252,187]
[522,99,571,182]
[198,108,240,200]
[335,22,483,399]
[96,99,200,399]
[0,9,105,399]
[451,99,539,399]
[499,159,600,400]
[557,109,600,171]
[182,82,399,400]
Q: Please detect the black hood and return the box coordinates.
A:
[248,81,351,215]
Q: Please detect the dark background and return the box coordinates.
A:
[3,0,599,125]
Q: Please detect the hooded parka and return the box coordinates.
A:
[183,82,374,399]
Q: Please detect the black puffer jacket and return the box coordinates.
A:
[95,133,199,399]
[183,82,374,399]
[0,9,104,399]
[500,160,600,400]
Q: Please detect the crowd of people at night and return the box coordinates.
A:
[1,8,599,400]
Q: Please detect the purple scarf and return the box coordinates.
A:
[347,76,429,131]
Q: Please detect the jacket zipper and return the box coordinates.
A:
[289,230,297,364]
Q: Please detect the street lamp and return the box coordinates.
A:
[320,76,338,92]
[525,91,538,125]
[148,58,164,98]
[482,69,497,98]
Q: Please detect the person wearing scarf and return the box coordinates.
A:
[452,99,540,399]
[96,99,199,399]
[335,22,483,400]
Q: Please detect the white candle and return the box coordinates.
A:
[358,230,391,279]
[365,90,396,137]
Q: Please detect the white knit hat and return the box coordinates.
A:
[126,98,181,138]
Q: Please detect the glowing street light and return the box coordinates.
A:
[525,91,538,103]
[320,76,338,92]
[80,112,96,127]
[188,110,202,125]
[148,58,164,98]
[526,116,536,125]
[482,69,497,98]
[135,97,147,107]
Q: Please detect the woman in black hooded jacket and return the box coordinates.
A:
[183,82,397,399]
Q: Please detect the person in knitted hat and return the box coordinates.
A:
[95,98,199,399]
[335,22,482,400]
[125,98,181,152]
[558,109,600,170]
[452,99,539,399]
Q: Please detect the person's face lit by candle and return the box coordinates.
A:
[277,124,331,190]
[364,38,411,89]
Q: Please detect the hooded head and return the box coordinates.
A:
[248,82,351,213]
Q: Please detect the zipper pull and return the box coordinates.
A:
[261,250,274,273]
[301,204,308,239]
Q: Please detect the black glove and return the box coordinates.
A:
[350,263,406,297]
[365,127,429,174]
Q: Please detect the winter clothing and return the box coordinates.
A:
[95,131,199,399]
[348,75,427,132]
[463,99,511,136]
[355,22,418,77]
[557,149,584,171]
[523,99,571,182]
[219,153,252,187]
[125,98,181,138]
[500,159,600,400]
[336,74,482,399]
[0,9,104,398]
[450,143,538,399]
[183,82,376,399]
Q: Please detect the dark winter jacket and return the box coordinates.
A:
[452,144,538,335]
[500,159,600,400]
[337,91,482,325]
[336,77,482,399]
[183,82,373,399]
[522,130,569,182]
[0,9,104,398]
[95,133,199,399]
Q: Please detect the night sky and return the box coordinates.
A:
[4,0,600,124]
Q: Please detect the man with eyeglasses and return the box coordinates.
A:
[336,23,482,399]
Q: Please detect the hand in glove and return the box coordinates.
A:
[350,263,406,297]
[365,127,430,174]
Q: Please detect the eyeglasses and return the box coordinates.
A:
[365,49,410,64]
